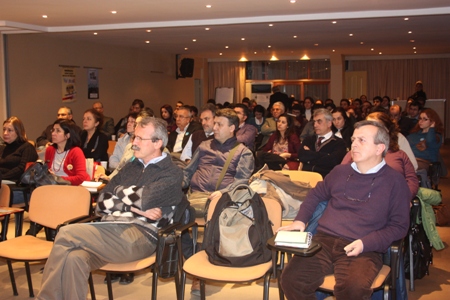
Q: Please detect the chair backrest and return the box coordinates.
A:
[107,140,117,157]
[278,170,323,188]
[28,185,91,229]
[0,184,11,207]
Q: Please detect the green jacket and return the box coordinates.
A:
[416,187,444,250]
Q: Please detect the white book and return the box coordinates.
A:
[81,181,103,192]
[274,231,313,249]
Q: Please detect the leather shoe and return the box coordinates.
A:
[191,277,200,296]
[104,274,120,284]
[119,273,134,285]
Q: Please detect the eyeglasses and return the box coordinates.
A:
[418,117,429,121]
[132,135,160,143]
[344,174,375,202]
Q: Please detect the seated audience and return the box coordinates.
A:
[92,101,115,139]
[256,114,300,171]
[298,108,347,178]
[381,95,391,110]
[166,106,202,157]
[260,102,285,149]
[279,120,410,299]
[407,108,444,170]
[247,104,266,134]
[406,100,421,127]
[290,104,307,136]
[114,99,144,136]
[37,117,184,300]
[340,98,350,110]
[331,107,354,151]
[36,106,81,148]
[109,113,137,170]
[390,104,415,137]
[342,112,419,198]
[303,97,314,121]
[160,104,177,134]
[80,108,109,162]
[0,116,38,181]
[45,119,90,185]
[233,104,257,150]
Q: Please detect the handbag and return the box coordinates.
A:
[20,161,71,187]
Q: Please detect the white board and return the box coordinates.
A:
[215,87,234,104]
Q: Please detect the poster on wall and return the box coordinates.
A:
[61,67,77,102]
[88,68,99,99]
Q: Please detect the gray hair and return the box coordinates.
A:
[354,120,390,157]
[273,101,285,113]
[177,106,192,118]
[313,108,333,123]
[136,116,168,150]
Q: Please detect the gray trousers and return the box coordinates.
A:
[36,222,156,300]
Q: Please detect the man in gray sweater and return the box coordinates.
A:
[37,117,183,300]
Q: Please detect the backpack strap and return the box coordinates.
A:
[215,142,240,191]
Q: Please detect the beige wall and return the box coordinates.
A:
[6,34,207,141]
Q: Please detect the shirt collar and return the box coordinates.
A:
[138,152,167,168]
[351,159,386,174]
[318,130,333,141]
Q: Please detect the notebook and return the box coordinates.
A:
[274,231,313,249]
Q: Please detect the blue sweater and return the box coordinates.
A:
[407,128,442,162]
[296,164,410,253]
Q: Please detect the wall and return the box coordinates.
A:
[5,33,207,141]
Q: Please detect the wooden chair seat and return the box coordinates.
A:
[0,235,52,260]
[100,255,156,272]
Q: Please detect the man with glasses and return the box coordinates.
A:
[36,106,81,148]
[279,120,410,299]
[38,116,184,300]
[166,105,202,156]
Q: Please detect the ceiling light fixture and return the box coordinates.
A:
[145,41,150,44]
[184,48,188,50]
[239,57,248,62]
[293,35,297,38]
[404,18,409,21]
[332,21,337,24]
[93,32,98,35]
[360,42,364,45]
[205,28,210,30]
[146,29,151,33]
[414,51,417,54]
[241,38,245,41]
[206,5,212,8]
[270,55,278,61]
[408,31,412,34]
[314,44,319,46]
[269,24,273,27]
[371,48,374,51]
[111,11,117,14]
[349,33,353,37]
[268,45,272,48]
[225,46,229,48]
[192,39,197,42]
[290,0,296,3]
[332,49,335,52]
[410,40,415,43]
[379,52,382,55]
[301,55,310,60]
[219,53,223,55]
[42,15,48,18]
[254,52,257,54]
[413,47,416,49]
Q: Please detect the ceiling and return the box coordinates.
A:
[1,0,450,61]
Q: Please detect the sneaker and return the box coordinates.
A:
[119,273,134,285]
[191,278,200,296]
[104,274,120,284]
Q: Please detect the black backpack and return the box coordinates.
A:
[404,222,433,280]
[202,184,274,267]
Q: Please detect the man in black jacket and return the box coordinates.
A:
[166,106,202,156]
[298,108,347,178]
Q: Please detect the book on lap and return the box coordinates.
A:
[274,231,313,248]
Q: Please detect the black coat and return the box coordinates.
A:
[167,121,202,153]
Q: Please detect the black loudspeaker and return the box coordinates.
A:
[179,58,194,77]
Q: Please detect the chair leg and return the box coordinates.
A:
[409,233,415,291]
[151,269,159,300]
[106,273,114,300]
[174,270,180,300]
[7,260,18,296]
[277,269,285,300]
[25,262,34,298]
[263,271,272,300]
[88,273,96,300]
[179,271,186,300]
[200,279,206,300]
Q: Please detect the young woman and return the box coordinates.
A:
[407,108,444,170]
[80,108,109,162]
[331,107,354,151]
[160,104,177,134]
[256,114,301,170]
[0,116,37,181]
[45,119,90,185]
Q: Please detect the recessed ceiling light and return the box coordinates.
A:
[42,15,48,19]
[241,38,245,41]
[145,41,150,44]
[414,51,417,54]
[408,31,412,34]
[192,39,196,42]
[239,57,248,62]
[290,0,296,3]
[360,42,364,45]
[332,21,337,24]
[111,11,117,14]
[269,24,273,27]
[349,34,353,37]
[371,48,374,51]
[293,35,297,38]
[219,53,223,55]
[413,47,416,49]
[206,5,212,8]
[146,29,151,33]
[205,28,210,31]
[332,49,335,52]
[301,55,310,60]
[314,44,319,46]
[254,52,257,54]
[184,48,188,50]
[93,32,98,35]
[379,52,382,55]
[404,18,409,21]
[268,45,272,48]
[270,55,279,61]
[410,40,415,43]
[225,46,229,49]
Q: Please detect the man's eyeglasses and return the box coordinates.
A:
[344,174,375,202]
[132,135,160,143]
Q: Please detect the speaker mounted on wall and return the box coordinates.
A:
[178,58,194,78]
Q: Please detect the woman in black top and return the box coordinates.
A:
[331,107,354,151]
[80,108,108,162]
[0,116,38,181]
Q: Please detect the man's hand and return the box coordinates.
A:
[303,145,310,151]
[344,239,364,257]
[209,191,222,202]
[130,207,162,220]
[279,152,291,159]
[277,220,305,232]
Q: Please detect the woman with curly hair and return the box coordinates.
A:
[407,108,444,170]
[256,114,301,170]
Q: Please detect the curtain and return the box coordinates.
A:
[208,62,246,103]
